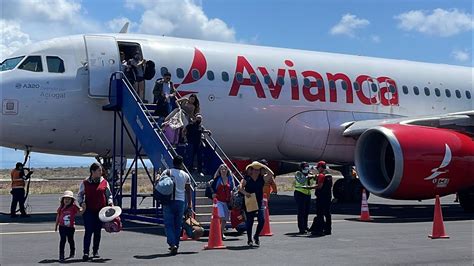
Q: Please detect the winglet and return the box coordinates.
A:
[119,22,129,34]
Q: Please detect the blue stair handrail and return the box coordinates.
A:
[108,72,197,188]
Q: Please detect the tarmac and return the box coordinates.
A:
[0,193,473,265]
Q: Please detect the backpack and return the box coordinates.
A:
[144,60,156,80]
[154,169,176,204]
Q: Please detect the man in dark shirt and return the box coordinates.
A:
[183,114,209,174]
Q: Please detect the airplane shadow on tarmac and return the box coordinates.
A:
[268,195,473,223]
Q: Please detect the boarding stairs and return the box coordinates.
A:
[103,72,242,225]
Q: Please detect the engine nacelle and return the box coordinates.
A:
[355,124,474,200]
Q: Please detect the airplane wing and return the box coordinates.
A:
[342,110,474,137]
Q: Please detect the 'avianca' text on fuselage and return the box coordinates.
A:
[228,55,399,106]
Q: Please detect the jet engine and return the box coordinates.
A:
[355,124,474,200]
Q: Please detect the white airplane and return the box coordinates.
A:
[1,33,473,210]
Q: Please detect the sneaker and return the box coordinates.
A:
[222,234,227,240]
[59,256,65,263]
[69,250,75,258]
[82,254,89,261]
[247,240,253,247]
[92,251,100,258]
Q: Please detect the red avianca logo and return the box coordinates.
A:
[177,48,399,106]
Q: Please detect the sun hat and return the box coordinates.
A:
[99,206,122,222]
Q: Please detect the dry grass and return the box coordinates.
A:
[0,167,340,195]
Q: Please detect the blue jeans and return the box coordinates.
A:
[163,200,185,247]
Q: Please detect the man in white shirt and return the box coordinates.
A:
[160,155,192,255]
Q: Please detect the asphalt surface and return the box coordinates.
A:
[0,193,473,265]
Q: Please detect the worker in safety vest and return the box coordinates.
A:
[10,162,33,218]
[293,162,315,234]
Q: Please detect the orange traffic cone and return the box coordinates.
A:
[204,198,226,249]
[359,189,372,221]
[260,193,273,236]
[429,195,449,239]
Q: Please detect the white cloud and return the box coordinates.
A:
[127,0,236,42]
[395,8,474,37]
[371,35,381,43]
[2,0,82,24]
[451,49,470,62]
[0,20,32,60]
[330,14,370,37]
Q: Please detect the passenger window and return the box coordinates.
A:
[264,75,272,85]
[341,80,348,90]
[413,86,419,95]
[445,89,451,98]
[221,71,229,82]
[176,68,184,79]
[466,91,471,99]
[18,56,43,72]
[316,79,323,88]
[424,87,430,96]
[402,85,409,94]
[434,88,440,97]
[291,77,298,87]
[329,80,336,90]
[353,82,360,91]
[389,85,396,93]
[277,76,285,86]
[250,73,258,84]
[160,67,169,76]
[46,56,65,73]
[455,90,461,99]
[207,70,215,81]
[191,69,200,80]
[371,83,378,92]
[236,73,243,83]
[303,78,311,88]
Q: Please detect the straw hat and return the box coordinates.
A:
[245,161,274,175]
[99,206,122,222]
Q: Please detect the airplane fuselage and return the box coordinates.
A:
[1,34,472,164]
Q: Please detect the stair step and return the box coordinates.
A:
[195,196,212,205]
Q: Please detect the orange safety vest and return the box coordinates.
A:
[11,169,25,189]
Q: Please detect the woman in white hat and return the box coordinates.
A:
[55,190,84,262]
[238,161,272,247]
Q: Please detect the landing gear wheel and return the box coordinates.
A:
[458,187,474,212]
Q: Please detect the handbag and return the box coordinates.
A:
[230,188,244,210]
[244,193,259,212]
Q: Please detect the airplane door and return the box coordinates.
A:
[278,111,329,159]
[84,35,120,98]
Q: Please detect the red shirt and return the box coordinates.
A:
[215,177,232,203]
[57,204,80,227]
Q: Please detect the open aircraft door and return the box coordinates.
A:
[84,35,120,98]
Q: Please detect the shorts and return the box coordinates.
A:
[216,201,230,221]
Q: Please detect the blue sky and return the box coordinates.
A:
[1,0,472,168]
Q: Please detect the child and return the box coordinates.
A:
[55,190,84,262]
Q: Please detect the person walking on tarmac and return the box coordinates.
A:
[10,162,33,218]
[310,161,333,236]
[293,162,314,234]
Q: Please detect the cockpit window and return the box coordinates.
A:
[18,56,43,72]
[0,56,25,72]
[46,56,65,73]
